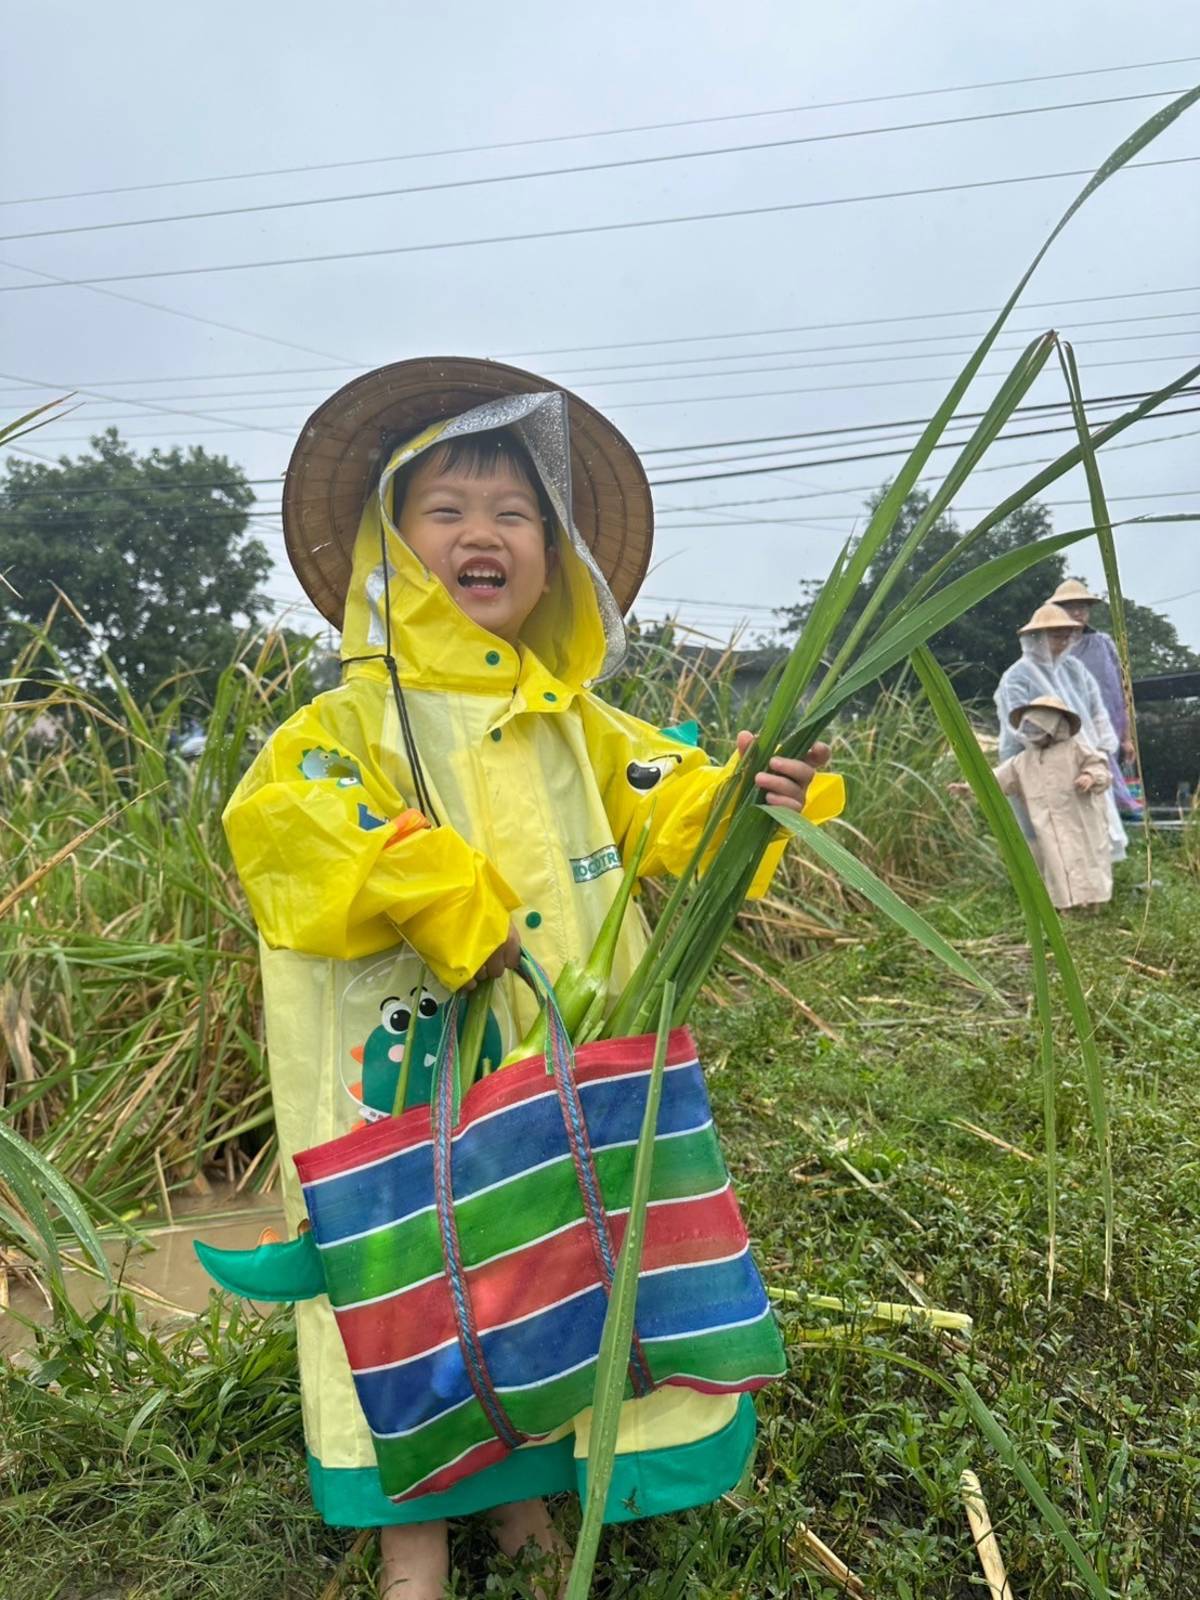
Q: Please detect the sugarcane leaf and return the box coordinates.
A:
[1056,338,1147,844]
[956,1373,1110,1599]
[810,84,1200,666]
[767,809,1000,1000]
[821,333,1056,686]
[568,984,674,1600]
[457,979,495,1098]
[900,358,1200,611]
[830,524,1099,709]
[913,647,1112,1296]
[0,396,76,448]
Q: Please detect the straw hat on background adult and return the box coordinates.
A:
[282,357,653,628]
[1049,578,1104,605]
[1018,602,1084,634]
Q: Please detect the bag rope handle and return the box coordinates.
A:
[428,953,654,1450]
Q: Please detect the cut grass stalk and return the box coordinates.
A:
[566,982,674,1600]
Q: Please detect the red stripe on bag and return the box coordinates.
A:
[295,1029,701,1186]
[336,1188,748,1372]
[392,1436,519,1502]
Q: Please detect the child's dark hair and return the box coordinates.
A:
[388,427,557,546]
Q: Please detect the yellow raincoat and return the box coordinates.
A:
[223,426,843,1527]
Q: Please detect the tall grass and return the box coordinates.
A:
[1,616,978,1217]
[1,619,316,1218]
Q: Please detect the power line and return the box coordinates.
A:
[647,406,1200,491]
[3,155,1194,295]
[0,366,297,442]
[505,284,1200,363]
[18,351,1199,442]
[0,90,1178,246]
[1,287,1196,401]
[604,350,1200,413]
[549,307,1200,381]
[8,384,1190,496]
[646,395,1200,473]
[8,55,1196,210]
[637,383,1200,456]
[10,359,1196,453]
[14,318,1196,419]
[9,412,1195,530]
[10,311,1196,415]
[657,412,1200,506]
[660,488,1200,529]
[558,326,1200,394]
[0,256,364,370]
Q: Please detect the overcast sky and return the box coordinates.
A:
[2,1,1198,651]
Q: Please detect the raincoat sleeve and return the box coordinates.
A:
[992,757,1021,797]
[1075,741,1112,791]
[577,695,844,899]
[1070,659,1119,755]
[223,697,519,990]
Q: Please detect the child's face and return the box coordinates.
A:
[397,455,554,644]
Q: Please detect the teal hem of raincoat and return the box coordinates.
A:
[308,1437,576,1527]
[306,1393,756,1528]
[583,1392,757,1525]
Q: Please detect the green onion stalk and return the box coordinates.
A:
[499,819,651,1067]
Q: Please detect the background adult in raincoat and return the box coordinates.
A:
[1046,577,1142,818]
[995,602,1126,862]
[215,360,843,1554]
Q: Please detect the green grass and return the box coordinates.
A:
[4,840,1198,1597]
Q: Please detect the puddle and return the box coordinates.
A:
[0,1186,285,1355]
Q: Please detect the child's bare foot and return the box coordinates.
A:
[378,1519,449,1599]
[489,1497,572,1599]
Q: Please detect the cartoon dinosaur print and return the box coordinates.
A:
[349,987,504,1117]
[625,752,683,792]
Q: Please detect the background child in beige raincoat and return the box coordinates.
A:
[214,359,842,1600]
[994,695,1113,910]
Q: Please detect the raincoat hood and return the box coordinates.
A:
[340,393,626,690]
[1018,628,1082,673]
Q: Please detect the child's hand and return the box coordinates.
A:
[466,922,522,989]
[737,730,830,812]
[1075,773,1095,792]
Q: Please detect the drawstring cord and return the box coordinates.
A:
[340,494,441,827]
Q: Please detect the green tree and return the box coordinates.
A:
[1087,594,1200,676]
[0,430,272,703]
[780,486,1066,701]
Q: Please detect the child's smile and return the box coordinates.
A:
[396,453,554,645]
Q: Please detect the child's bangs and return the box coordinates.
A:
[419,431,540,491]
[390,427,556,542]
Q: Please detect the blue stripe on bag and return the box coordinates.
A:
[350,1255,768,1435]
[305,1062,711,1245]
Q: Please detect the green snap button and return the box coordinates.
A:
[490,728,502,742]
[525,911,542,929]
[485,650,501,666]
[543,691,558,702]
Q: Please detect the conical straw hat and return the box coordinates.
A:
[1049,577,1103,604]
[282,356,653,627]
[1018,602,1084,634]
[1009,694,1081,735]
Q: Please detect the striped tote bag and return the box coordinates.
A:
[293,956,785,1503]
